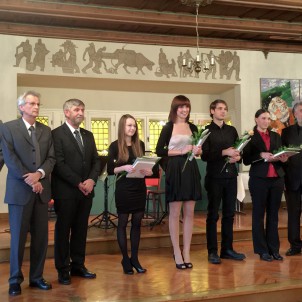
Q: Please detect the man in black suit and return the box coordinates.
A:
[281,101,302,256]
[51,99,100,285]
[1,91,55,296]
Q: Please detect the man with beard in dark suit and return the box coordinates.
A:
[281,101,302,256]
[51,99,100,285]
[1,91,55,296]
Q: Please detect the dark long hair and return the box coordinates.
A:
[255,108,269,118]
[168,95,191,123]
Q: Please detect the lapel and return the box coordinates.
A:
[62,123,84,156]
[80,128,88,150]
[17,118,33,147]
[35,122,43,142]
[253,129,267,151]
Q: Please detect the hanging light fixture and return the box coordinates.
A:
[180,0,213,6]
[182,1,215,74]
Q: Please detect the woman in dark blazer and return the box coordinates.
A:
[243,109,288,262]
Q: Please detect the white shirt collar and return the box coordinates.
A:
[65,121,80,134]
[22,118,36,131]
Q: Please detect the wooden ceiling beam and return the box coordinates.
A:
[215,0,302,11]
[0,22,301,53]
[0,1,301,37]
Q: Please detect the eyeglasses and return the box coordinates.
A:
[25,102,41,107]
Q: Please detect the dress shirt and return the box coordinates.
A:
[258,129,278,177]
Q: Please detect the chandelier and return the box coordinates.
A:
[182,1,215,74]
[180,0,213,6]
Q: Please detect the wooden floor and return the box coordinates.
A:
[1,209,302,301]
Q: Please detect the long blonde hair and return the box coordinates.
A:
[117,114,143,163]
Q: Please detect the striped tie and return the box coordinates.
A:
[74,130,84,154]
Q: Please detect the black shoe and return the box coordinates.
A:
[285,248,301,256]
[208,252,221,264]
[271,252,283,261]
[71,266,96,279]
[184,262,193,269]
[58,271,71,285]
[130,258,147,273]
[29,278,52,290]
[121,258,134,275]
[9,283,21,296]
[220,249,246,261]
[259,253,273,262]
[173,255,186,269]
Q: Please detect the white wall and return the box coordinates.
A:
[0,34,302,212]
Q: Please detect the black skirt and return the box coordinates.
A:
[165,155,202,203]
[115,176,146,214]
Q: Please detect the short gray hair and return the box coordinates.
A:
[292,101,302,115]
[17,91,41,115]
[63,99,85,111]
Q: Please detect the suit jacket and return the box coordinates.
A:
[0,120,4,171]
[1,118,55,205]
[51,123,100,199]
[281,124,302,190]
[242,126,284,178]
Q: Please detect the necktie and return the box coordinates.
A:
[29,126,41,168]
[74,130,84,154]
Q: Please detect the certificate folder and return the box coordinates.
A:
[126,156,161,178]
[272,150,300,158]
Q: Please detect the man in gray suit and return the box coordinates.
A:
[0,120,4,171]
[1,91,55,296]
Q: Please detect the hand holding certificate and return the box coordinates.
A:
[126,156,161,178]
[264,146,302,162]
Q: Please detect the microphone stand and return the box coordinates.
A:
[89,177,118,229]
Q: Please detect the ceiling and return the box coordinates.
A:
[0,0,302,53]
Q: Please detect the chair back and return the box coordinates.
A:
[145,167,163,191]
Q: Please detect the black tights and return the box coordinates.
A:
[117,211,144,265]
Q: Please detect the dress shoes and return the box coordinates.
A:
[208,252,221,264]
[285,248,301,256]
[121,259,134,275]
[259,253,273,262]
[130,258,147,273]
[220,249,246,261]
[9,283,21,296]
[271,252,283,261]
[71,266,96,279]
[29,278,52,290]
[58,271,71,285]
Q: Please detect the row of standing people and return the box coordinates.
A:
[114,96,302,272]
[1,92,302,296]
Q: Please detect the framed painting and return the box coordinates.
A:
[260,78,301,134]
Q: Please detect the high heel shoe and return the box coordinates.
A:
[173,255,186,270]
[184,262,193,269]
[182,252,193,269]
[121,258,134,275]
[130,258,147,273]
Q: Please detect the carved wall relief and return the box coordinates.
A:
[13,38,241,81]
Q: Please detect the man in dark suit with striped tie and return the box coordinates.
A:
[1,91,55,296]
[51,99,100,285]
[281,101,302,256]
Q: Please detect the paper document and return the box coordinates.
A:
[126,156,161,178]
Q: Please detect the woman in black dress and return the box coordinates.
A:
[243,109,288,261]
[107,114,152,274]
[156,95,202,269]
